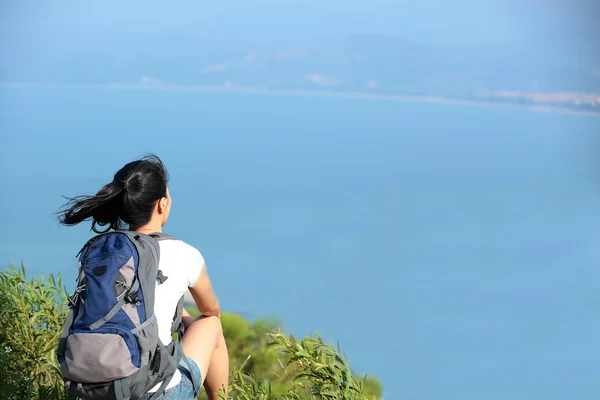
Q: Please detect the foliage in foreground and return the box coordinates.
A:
[0,264,382,399]
[0,263,67,400]
[219,332,380,400]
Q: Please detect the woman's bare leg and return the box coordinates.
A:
[202,330,229,399]
[182,316,229,400]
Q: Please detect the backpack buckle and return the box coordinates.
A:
[125,292,141,306]
[68,283,87,308]
[157,270,169,284]
[68,295,78,309]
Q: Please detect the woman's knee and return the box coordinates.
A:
[204,315,223,341]
[182,315,223,368]
[188,315,222,345]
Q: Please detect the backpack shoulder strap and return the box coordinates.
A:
[136,232,174,285]
[148,232,176,241]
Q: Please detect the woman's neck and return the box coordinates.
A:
[134,223,163,235]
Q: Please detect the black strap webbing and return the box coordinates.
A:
[66,386,78,400]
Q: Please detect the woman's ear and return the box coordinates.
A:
[158,197,168,214]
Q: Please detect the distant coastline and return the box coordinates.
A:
[2,81,599,118]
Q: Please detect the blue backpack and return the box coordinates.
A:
[57,231,200,400]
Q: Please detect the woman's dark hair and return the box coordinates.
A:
[58,154,170,233]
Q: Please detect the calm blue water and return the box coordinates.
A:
[1,87,599,400]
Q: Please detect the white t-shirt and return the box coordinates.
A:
[149,239,204,392]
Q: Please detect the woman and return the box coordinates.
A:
[58,154,229,400]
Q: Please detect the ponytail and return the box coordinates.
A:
[58,154,169,233]
[58,181,125,233]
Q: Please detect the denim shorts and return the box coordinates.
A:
[153,356,202,400]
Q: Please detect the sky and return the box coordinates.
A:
[1,0,598,51]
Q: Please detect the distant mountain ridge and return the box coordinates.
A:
[2,34,599,114]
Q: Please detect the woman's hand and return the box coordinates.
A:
[182,308,195,330]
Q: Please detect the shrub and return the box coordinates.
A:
[0,264,382,399]
[0,263,68,399]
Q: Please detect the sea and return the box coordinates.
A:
[1,86,599,400]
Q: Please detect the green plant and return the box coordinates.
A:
[269,331,370,399]
[0,263,383,399]
[217,331,380,400]
[0,263,68,400]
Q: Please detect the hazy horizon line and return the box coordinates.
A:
[1,80,599,118]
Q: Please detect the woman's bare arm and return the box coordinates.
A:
[188,265,221,318]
